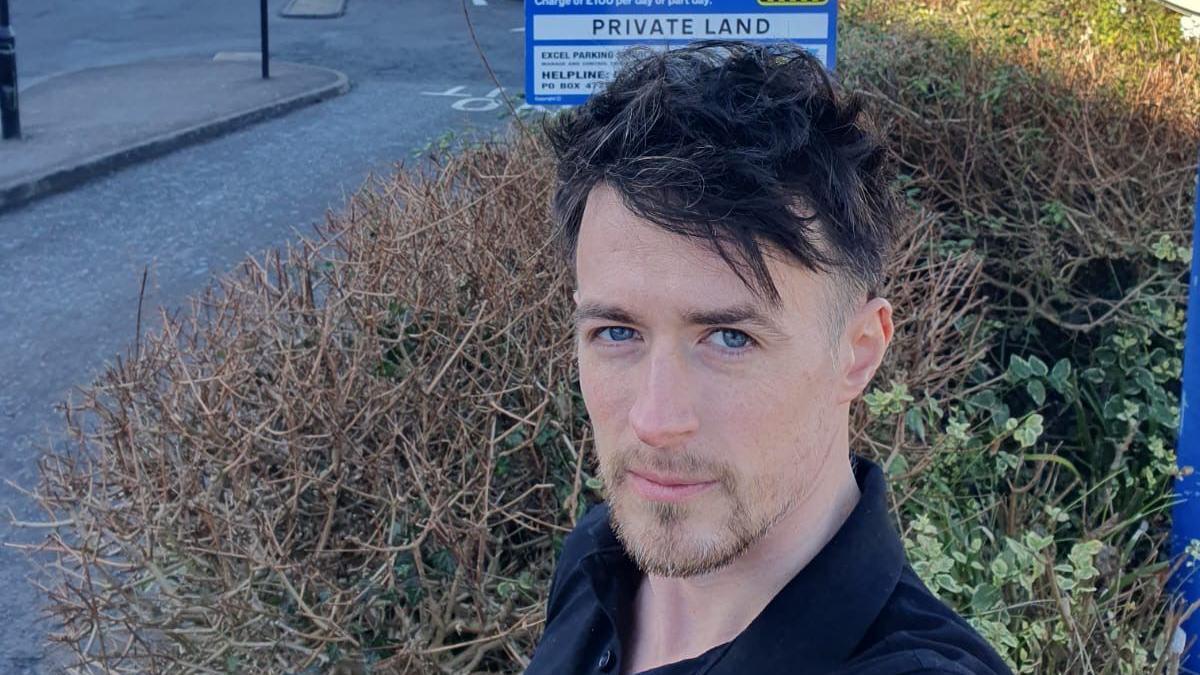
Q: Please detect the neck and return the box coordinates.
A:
[624,447,861,672]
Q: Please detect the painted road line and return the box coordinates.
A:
[420,84,552,113]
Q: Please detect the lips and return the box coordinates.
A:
[627,469,718,503]
[629,469,713,486]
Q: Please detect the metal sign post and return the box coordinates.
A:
[524,0,839,107]
[1172,148,1200,665]
[0,0,20,139]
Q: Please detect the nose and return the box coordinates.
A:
[628,346,700,449]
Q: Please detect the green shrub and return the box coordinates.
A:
[841,0,1197,671]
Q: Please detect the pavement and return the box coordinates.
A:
[0,56,349,212]
[282,0,349,19]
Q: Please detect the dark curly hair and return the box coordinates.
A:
[542,39,901,345]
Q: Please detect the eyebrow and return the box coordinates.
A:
[573,301,788,339]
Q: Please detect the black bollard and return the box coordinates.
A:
[260,0,269,79]
[0,0,20,139]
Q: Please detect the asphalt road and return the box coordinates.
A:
[0,1,532,670]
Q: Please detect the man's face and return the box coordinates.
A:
[573,184,851,579]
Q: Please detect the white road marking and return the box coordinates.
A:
[420,85,550,114]
[421,85,471,97]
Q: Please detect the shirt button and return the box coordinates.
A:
[597,648,614,671]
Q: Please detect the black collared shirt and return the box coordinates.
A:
[525,456,1012,675]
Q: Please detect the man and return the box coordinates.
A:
[525,40,1011,675]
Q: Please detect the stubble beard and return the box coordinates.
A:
[603,458,795,579]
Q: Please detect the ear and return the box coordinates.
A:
[573,289,580,305]
[834,297,894,405]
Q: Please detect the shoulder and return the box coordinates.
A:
[555,501,610,574]
[527,503,615,675]
[544,501,610,620]
[843,565,1014,675]
[833,649,994,675]
[835,648,993,672]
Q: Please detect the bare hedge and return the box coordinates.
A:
[26,115,992,671]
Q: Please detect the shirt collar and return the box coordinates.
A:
[576,455,907,671]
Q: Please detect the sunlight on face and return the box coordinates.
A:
[573,184,842,579]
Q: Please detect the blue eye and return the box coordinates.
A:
[710,329,752,350]
[596,326,637,342]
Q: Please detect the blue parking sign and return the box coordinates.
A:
[525,0,838,106]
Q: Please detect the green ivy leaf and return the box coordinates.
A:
[429,548,457,575]
[1028,355,1049,378]
[1007,355,1033,381]
[991,403,1012,430]
[970,583,1002,613]
[517,570,534,591]
[1132,367,1157,394]
[1094,348,1117,367]
[1014,426,1032,447]
[968,390,1000,410]
[405,582,424,605]
[990,557,1010,578]
[534,425,557,448]
[1026,379,1046,407]
[1102,395,1126,421]
[1050,358,1071,384]
[502,428,527,449]
[1016,414,1045,448]
[905,407,927,443]
[1151,401,1178,426]
[1025,532,1054,551]
[935,574,963,594]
